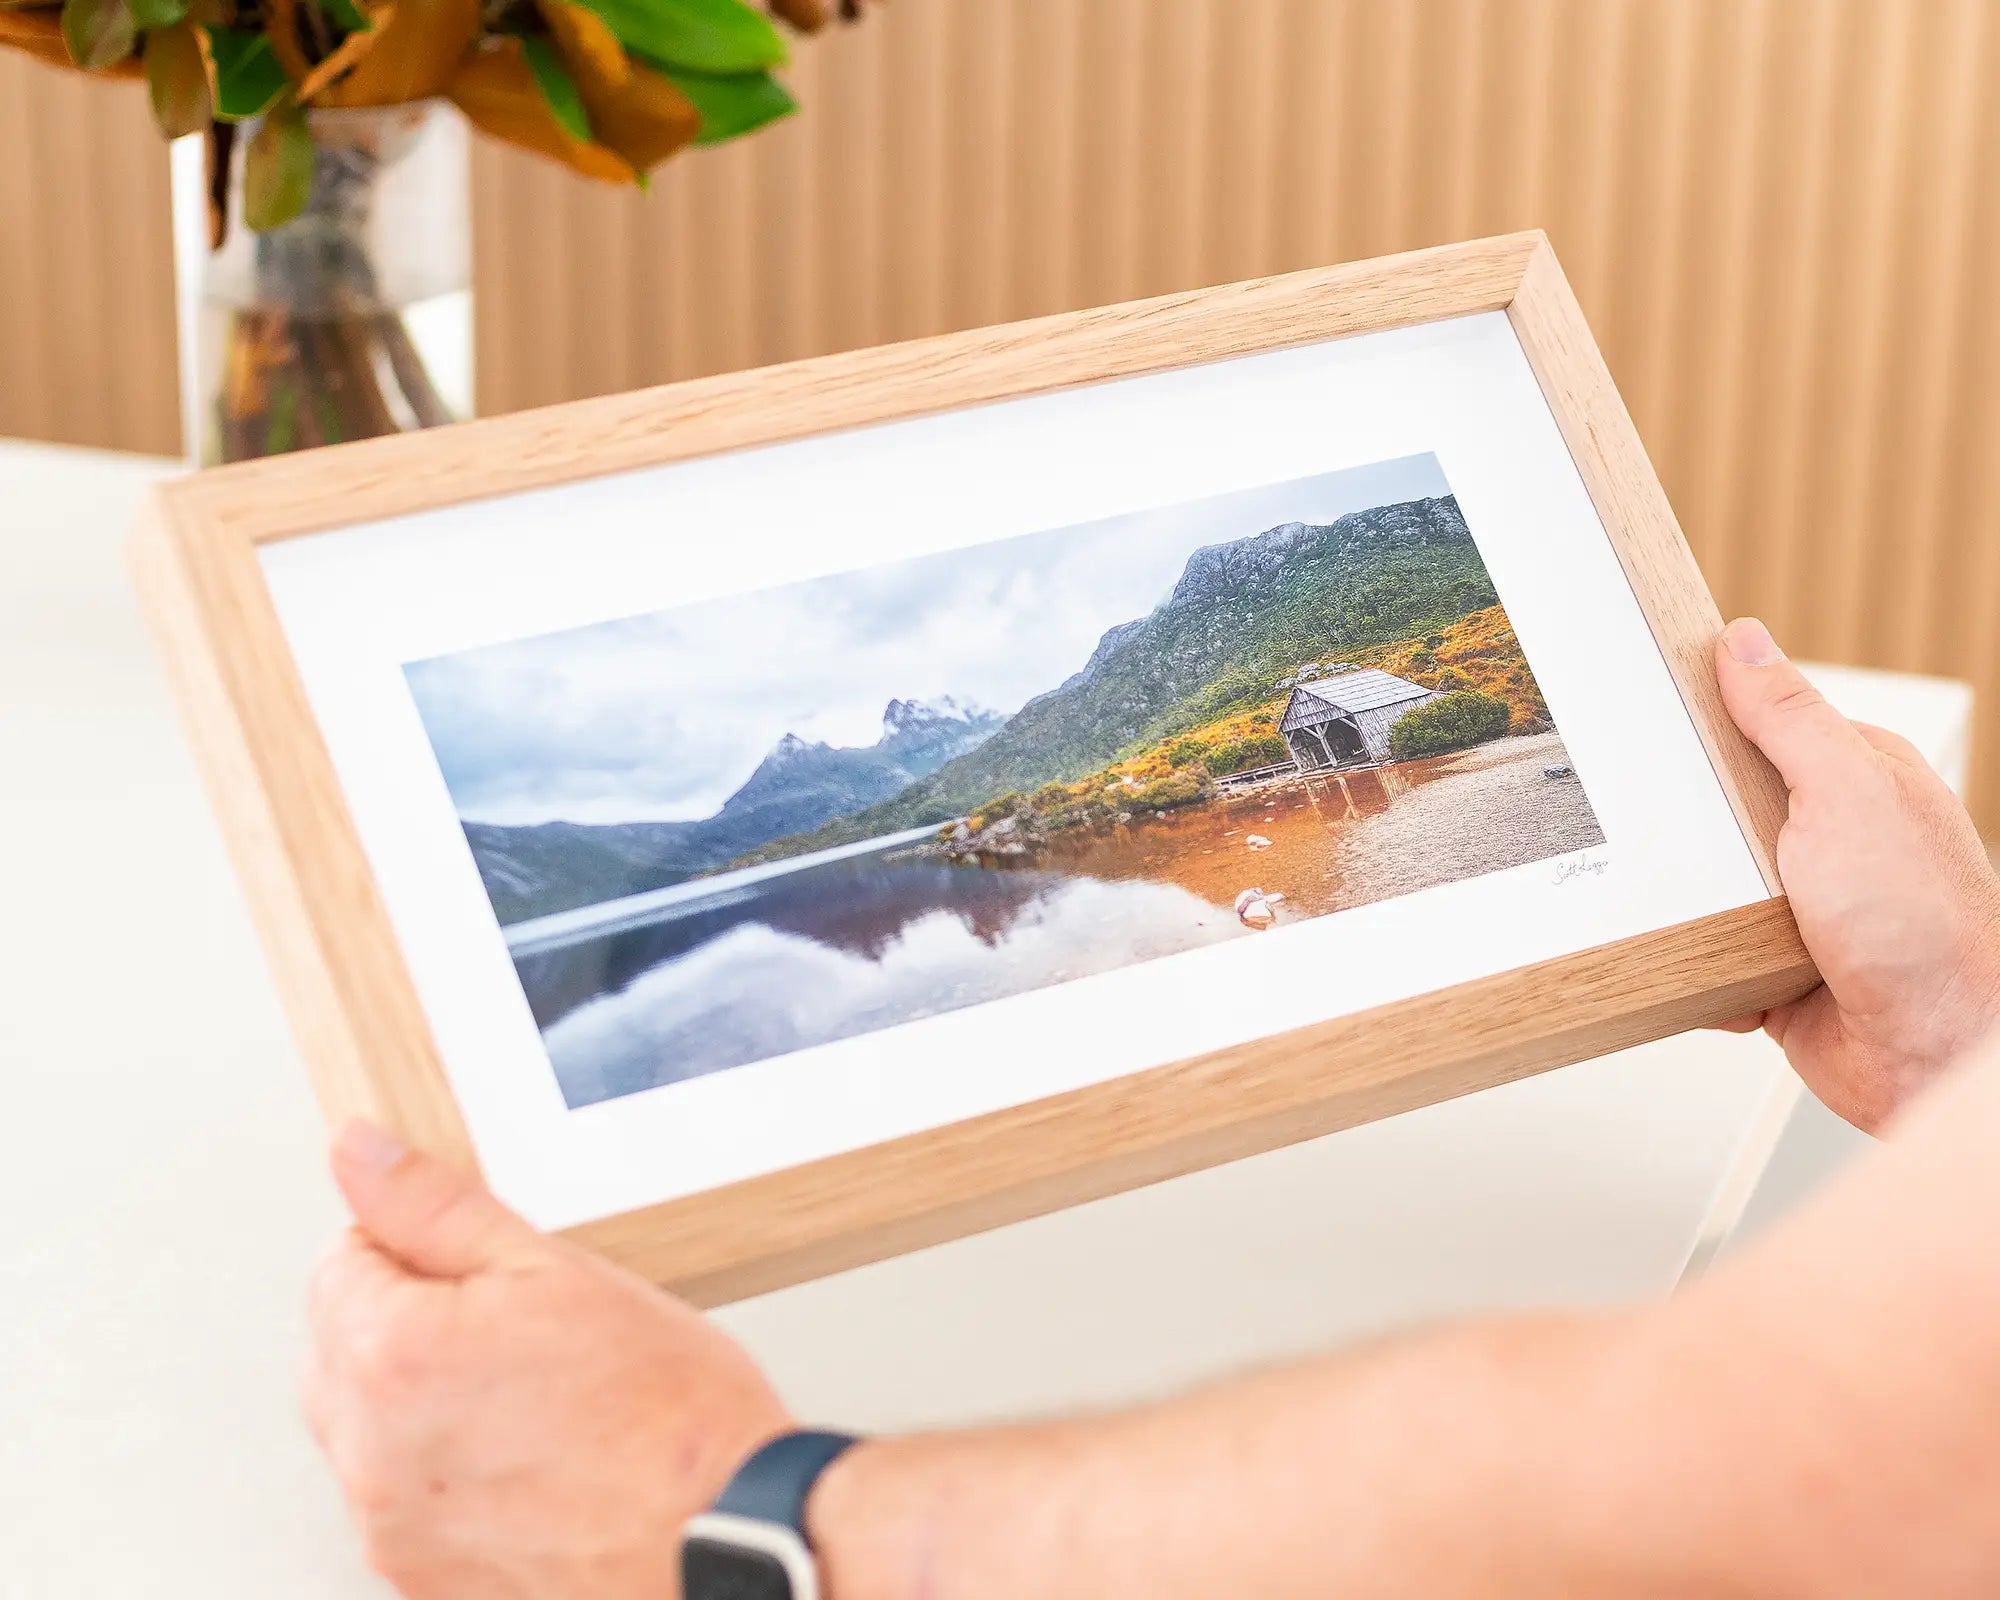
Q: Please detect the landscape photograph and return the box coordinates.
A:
[404,453,1604,1110]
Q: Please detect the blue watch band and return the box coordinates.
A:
[710,1430,858,1540]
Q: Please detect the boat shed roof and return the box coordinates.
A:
[1280,668,1434,731]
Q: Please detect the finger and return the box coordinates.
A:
[329,1121,537,1280]
[308,1227,414,1350]
[1715,619,1874,794]
[1761,997,1802,1051]
[1852,721,1926,767]
[1713,1012,1766,1034]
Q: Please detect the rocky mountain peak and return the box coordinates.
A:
[724,696,1006,832]
[1166,499,1462,611]
[877,695,1007,770]
[1169,519,1331,608]
[764,731,822,764]
[881,694,987,736]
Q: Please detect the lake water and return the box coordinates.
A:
[514,735,1602,1109]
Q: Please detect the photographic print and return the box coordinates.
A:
[406,453,1605,1110]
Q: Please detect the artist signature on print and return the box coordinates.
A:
[1552,850,1609,886]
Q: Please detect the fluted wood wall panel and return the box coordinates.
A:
[0,56,180,456]
[7,2,1998,818]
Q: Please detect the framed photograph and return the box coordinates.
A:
[132,233,1813,1304]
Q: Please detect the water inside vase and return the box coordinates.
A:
[196,284,471,463]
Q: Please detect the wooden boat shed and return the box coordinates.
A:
[1278,668,1440,770]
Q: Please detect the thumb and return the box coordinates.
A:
[329,1120,538,1279]
[1715,618,1872,795]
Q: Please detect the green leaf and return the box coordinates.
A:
[60,0,134,68]
[209,27,289,120]
[522,33,591,142]
[243,102,314,231]
[264,376,299,455]
[124,0,185,29]
[320,0,373,31]
[312,388,344,444]
[574,0,783,74]
[660,64,794,145]
[146,20,212,137]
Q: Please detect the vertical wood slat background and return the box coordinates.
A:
[5,0,1998,818]
[0,58,180,456]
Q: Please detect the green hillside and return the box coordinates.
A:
[730,495,1498,866]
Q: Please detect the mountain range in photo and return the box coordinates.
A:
[463,696,1006,924]
[461,493,1503,924]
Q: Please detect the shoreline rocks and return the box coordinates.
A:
[1234,886,1286,928]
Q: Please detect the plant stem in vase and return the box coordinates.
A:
[198,101,472,464]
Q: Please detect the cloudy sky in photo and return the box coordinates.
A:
[405,453,1452,825]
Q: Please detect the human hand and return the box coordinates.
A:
[1716,618,2000,1131]
[302,1121,790,1598]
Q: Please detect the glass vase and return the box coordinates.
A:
[195,101,472,465]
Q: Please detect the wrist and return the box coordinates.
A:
[683,1426,859,1600]
[693,1408,798,1513]
[803,1435,926,1600]
[804,1413,1172,1600]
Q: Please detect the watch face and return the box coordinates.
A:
[683,1536,796,1600]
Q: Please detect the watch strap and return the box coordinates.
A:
[710,1430,858,1540]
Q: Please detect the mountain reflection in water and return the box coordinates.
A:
[514,736,1601,1109]
[520,850,1242,1108]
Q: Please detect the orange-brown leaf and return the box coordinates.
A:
[318,0,476,104]
[295,0,389,99]
[262,0,312,84]
[462,14,696,177]
[534,0,624,89]
[447,37,633,183]
[768,0,829,31]
[581,55,698,171]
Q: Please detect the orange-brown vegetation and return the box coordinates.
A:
[1347,604,1549,734]
[960,604,1548,841]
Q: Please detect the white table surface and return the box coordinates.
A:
[0,439,1976,1597]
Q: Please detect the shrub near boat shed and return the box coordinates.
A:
[1205,732,1291,775]
[1132,770,1205,810]
[1388,690,1512,760]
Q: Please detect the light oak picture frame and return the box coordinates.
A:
[130,232,1816,1306]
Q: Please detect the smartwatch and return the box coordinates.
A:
[682,1430,858,1600]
